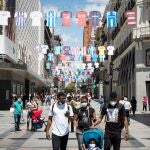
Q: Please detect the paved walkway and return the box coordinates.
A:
[0,101,150,150]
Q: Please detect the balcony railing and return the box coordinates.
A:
[133,26,150,39]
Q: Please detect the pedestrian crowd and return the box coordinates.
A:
[10,91,150,150]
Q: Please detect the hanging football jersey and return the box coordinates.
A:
[86,55,91,62]
[30,11,43,26]
[76,11,87,27]
[107,46,115,55]
[98,46,105,56]
[54,46,61,55]
[46,62,51,70]
[60,54,66,61]
[15,11,27,27]
[0,11,10,25]
[61,11,72,26]
[47,53,54,61]
[89,11,101,27]
[41,45,48,54]
[100,55,105,62]
[94,62,99,68]
[92,54,98,62]
[45,11,57,28]
[88,45,96,56]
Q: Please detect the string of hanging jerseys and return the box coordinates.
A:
[0,10,136,28]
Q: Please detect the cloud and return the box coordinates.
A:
[61,34,80,45]
[87,0,108,4]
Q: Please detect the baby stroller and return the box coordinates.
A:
[83,129,104,150]
[30,109,47,131]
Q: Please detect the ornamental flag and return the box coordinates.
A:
[106,11,117,28]
[61,11,72,26]
[15,11,27,27]
[30,11,43,26]
[0,11,10,25]
[98,46,105,56]
[89,11,101,27]
[125,10,136,27]
[107,45,115,55]
[45,11,57,28]
[76,11,87,27]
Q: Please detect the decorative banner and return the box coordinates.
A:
[15,11,27,27]
[100,55,105,62]
[60,54,66,61]
[54,46,61,55]
[46,62,51,69]
[41,45,48,54]
[94,62,99,68]
[125,10,136,27]
[63,46,71,55]
[30,11,43,26]
[47,52,54,61]
[92,54,98,62]
[61,11,72,26]
[106,11,117,28]
[107,45,115,55]
[98,46,105,56]
[89,11,101,27]
[76,11,87,27]
[86,55,91,62]
[88,45,96,56]
[45,11,57,28]
[0,11,10,25]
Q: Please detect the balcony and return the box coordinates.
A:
[133,26,150,40]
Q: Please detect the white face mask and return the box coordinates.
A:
[80,102,88,108]
[110,101,117,106]
[89,144,96,148]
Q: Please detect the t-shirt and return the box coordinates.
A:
[13,101,23,115]
[98,46,105,55]
[101,103,125,132]
[107,46,115,55]
[48,53,53,61]
[61,11,72,26]
[48,102,73,136]
[75,107,95,130]
[92,54,98,62]
[76,11,87,27]
[0,11,10,25]
[89,11,101,27]
[86,55,91,62]
[30,11,43,26]
[54,46,61,55]
[45,11,57,28]
[15,11,27,27]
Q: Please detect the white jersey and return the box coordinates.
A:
[48,102,73,136]
[0,11,10,25]
[30,11,43,26]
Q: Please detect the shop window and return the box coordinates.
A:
[146,49,150,66]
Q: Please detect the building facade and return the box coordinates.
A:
[0,0,47,109]
[100,0,150,111]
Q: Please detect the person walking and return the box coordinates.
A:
[143,96,148,111]
[92,92,129,150]
[74,96,96,150]
[13,96,23,131]
[46,92,74,150]
[130,96,137,116]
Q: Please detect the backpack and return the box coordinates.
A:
[105,102,125,129]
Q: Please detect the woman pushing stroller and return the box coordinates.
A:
[74,95,97,150]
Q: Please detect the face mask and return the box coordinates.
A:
[80,102,88,108]
[110,101,117,106]
[58,101,65,105]
[89,144,96,148]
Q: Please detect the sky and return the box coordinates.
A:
[41,0,109,47]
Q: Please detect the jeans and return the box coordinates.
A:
[76,129,84,150]
[52,133,69,150]
[104,132,121,150]
[14,114,21,131]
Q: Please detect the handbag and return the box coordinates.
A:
[10,107,14,113]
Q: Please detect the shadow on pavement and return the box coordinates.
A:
[130,113,150,127]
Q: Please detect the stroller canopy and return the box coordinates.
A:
[83,129,104,149]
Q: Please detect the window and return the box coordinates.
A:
[146,49,150,66]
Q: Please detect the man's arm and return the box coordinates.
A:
[46,116,52,140]
[92,115,104,127]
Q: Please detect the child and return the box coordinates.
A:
[84,138,101,150]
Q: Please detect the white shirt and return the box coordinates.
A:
[48,102,73,136]
[0,11,10,25]
[30,11,43,26]
[119,100,131,110]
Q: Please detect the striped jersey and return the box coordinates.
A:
[106,11,117,28]
[15,12,27,27]
[89,11,101,27]
[45,11,57,28]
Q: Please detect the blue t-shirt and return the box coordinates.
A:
[13,101,23,115]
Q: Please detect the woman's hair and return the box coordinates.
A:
[80,95,88,102]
